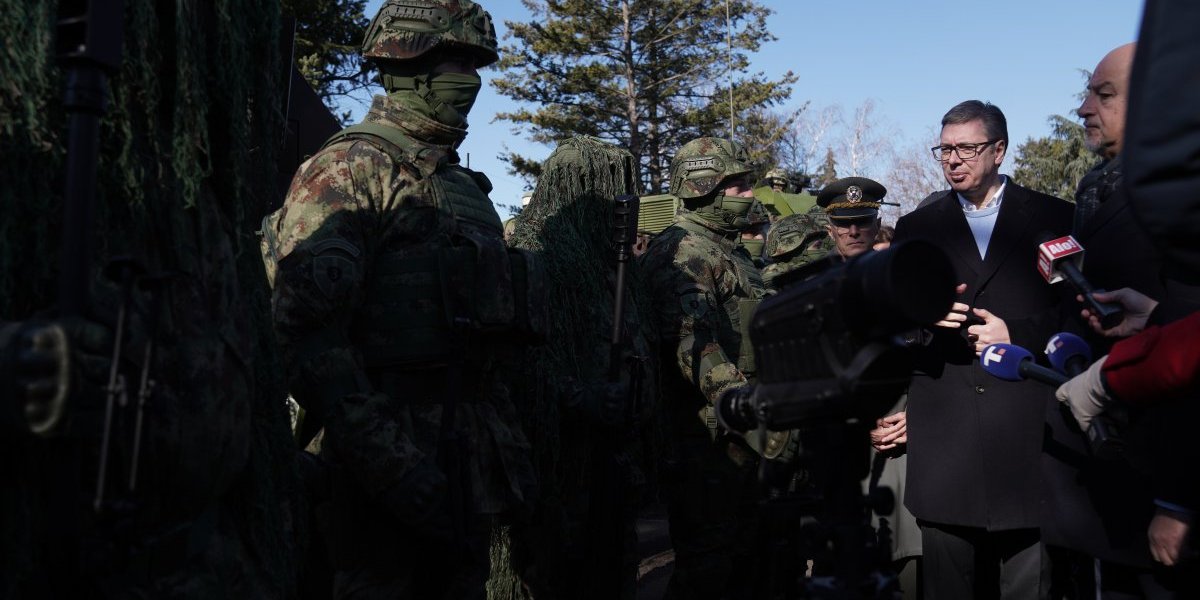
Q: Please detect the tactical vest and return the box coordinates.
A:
[675,218,765,380]
[325,123,546,371]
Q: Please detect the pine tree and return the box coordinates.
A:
[815,147,839,188]
[493,0,797,192]
[1012,115,1096,201]
[283,0,372,124]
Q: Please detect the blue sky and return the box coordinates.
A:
[353,0,1145,209]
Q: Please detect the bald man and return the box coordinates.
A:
[1042,42,1197,599]
[1074,43,1136,231]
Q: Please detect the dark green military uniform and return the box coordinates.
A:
[263,2,537,598]
[639,137,768,600]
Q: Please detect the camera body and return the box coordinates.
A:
[719,240,956,433]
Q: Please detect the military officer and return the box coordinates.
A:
[817,177,886,260]
[261,2,538,598]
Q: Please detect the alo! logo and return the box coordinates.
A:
[1043,236,1081,258]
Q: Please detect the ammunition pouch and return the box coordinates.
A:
[735,298,760,380]
[352,238,546,370]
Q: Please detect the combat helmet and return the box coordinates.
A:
[669,137,757,228]
[766,211,829,259]
[362,0,498,67]
[669,137,754,199]
[763,167,791,191]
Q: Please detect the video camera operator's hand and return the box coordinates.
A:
[1079,288,1158,338]
[1054,355,1112,431]
[870,411,907,453]
[934,283,970,329]
[1149,506,1194,567]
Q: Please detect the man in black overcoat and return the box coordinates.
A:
[891,100,1074,599]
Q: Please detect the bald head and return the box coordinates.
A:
[1079,43,1136,159]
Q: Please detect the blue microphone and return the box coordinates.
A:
[1044,333,1125,458]
[979,343,1067,386]
[1044,332,1092,377]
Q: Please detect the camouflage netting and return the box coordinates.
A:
[489,136,657,599]
[1,0,297,595]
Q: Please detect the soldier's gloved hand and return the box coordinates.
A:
[1055,355,1112,431]
[563,379,627,428]
[2,318,109,436]
[382,456,454,548]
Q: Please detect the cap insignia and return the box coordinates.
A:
[846,185,863,203]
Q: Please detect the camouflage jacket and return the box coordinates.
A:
[638,210,766,437]
[263,94,535,517]
[762,209,831,289]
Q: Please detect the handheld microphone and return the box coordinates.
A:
[979,343,1067,386]
[1044,332,1126,460]
[1044,332,1091,377]
[1035,234,1123,329]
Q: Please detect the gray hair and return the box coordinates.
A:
[941,100,1008,145]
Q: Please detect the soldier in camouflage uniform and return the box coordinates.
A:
[261,1,538,598]
[740,201,771,268]
[760,209,832,288]
[762,167,793,193]
[638,137,771,600]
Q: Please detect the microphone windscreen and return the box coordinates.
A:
[979,343,1033,382]
[1044,332,1092,374]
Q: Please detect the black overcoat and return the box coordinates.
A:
[894,182,1073,531]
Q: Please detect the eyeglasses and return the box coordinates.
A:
[930,140,1000,161]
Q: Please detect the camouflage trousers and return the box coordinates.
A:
[331,514,492,600]
[663,438,760,600]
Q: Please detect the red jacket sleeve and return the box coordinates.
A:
[1103,310,1200,403]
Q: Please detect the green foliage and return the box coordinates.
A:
[1012,115,1095,201]
[814,147,838,188]
[494,0,797,193]
[282,0,372,124]
[738,105,806,175]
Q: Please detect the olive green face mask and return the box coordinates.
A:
[379,70,483,121]
[427,72,483,116]
[741,238,765,257]
[694,192,756,230]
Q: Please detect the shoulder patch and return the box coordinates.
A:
[313,254,357,300]
[311,238,362,258]
[676,284,710,320]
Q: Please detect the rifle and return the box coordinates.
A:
[44,2,124,594]
[608,194,639,386]
[583,194,643,597]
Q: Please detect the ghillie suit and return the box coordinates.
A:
[0,0,297,598]
[489,136,658,600]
